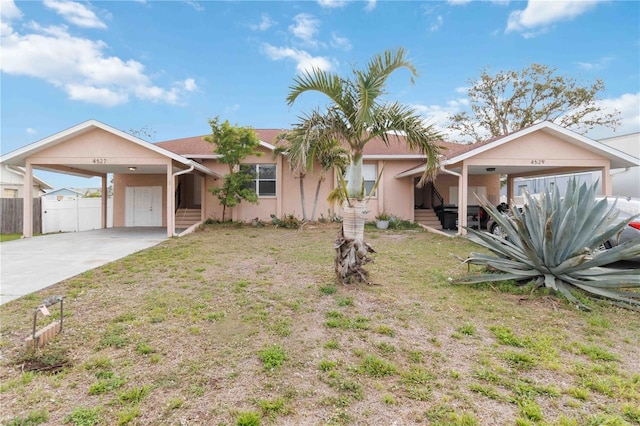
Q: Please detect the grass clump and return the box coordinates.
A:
[117,385,150,405]
[357,355,396,377]
[236,411,261,426]
[64,406,100,426]
[5,410,49,426]
[88,373,126,395]
[258,345,288,370]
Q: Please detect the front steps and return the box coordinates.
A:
[414,209,441,229]
[175,208,202,229]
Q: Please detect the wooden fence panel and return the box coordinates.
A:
[0,198,42,234]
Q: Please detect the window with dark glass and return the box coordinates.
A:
[240,164,276,196]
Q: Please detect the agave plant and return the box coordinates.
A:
[455,179,640,310]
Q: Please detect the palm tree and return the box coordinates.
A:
[277,122,348,222]
[286,48,442,284]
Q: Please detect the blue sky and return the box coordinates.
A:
[1,0,639,188]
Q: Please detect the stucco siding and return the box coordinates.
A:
[31,128,169,165]
[473,132,606,165]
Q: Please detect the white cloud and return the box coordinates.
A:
[66,83,128,106]
[262,43,332,73]
[289,13,320,45]
[26,127,37,135]
[430,15,443,32]
[225,104,240,113]
[317,0,346,8]
[1,0,23,20]
[364,0,377,11]
[183,0,204,12]
[43,0,107,29]
[448,0,471,5]
[330,33,351,50]
[587,93,640,139]
[506,0,604,35]
[0,20,196,107]
[575,56,614,71]
[182,78,197,92]
[411,98,471,141]
[250,14,275,31]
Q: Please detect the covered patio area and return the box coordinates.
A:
[0,120,219,238]
[398,122,640,235]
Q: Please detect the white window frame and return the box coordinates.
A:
[343,163,378,197]
[363,163,377,197]
[242,164,277,197]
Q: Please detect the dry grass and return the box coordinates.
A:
[1,223,639,426]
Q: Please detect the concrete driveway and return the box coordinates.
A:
[0,228,167,305]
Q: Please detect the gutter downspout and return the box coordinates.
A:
[172,165,195,236]
[439,164,464,236]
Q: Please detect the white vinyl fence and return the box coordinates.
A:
[42,198,113,234]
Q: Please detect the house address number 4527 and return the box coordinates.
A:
[531,159,545,164]
[93,158,107,164]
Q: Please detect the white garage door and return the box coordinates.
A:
[125,186,162,227]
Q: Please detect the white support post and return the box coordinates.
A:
[23,162,33,238]
[101,175,108,228]
[167,163,174,237]
[459,163,469,236]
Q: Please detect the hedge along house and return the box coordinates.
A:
[0,120,219,238]
[2,120,637,239]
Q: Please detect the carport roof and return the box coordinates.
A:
[396,121,640,178]
[0,119,219,178]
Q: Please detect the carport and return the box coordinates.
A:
[0,120,220,238]
[397,122,640,235]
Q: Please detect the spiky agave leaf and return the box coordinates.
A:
[454,179,640,310]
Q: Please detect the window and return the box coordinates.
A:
[363,163,377,196]
[3,188,18,198]
[345,163,377,196]
[241,164,277,197]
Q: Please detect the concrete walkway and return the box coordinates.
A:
[0,228,167,305]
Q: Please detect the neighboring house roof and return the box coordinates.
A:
[42,187,84,197]
[0,119,219,178]
[396,121,640,178]
[2,165,53,189]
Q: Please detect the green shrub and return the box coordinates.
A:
[270,214,301,229]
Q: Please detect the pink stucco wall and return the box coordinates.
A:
[472,132,608,165]
[32,128,166,165]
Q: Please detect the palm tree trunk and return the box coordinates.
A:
[334,200,375,284]
[299,172,307,221]
[310,176,324,222]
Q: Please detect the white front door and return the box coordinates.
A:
[125,186,162,226]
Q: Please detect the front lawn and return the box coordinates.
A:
[1,224,638,425]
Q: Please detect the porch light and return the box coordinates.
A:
[128,167,137,171]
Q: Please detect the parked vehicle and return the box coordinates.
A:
[597,197,640,263]
[486,202,511,238]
